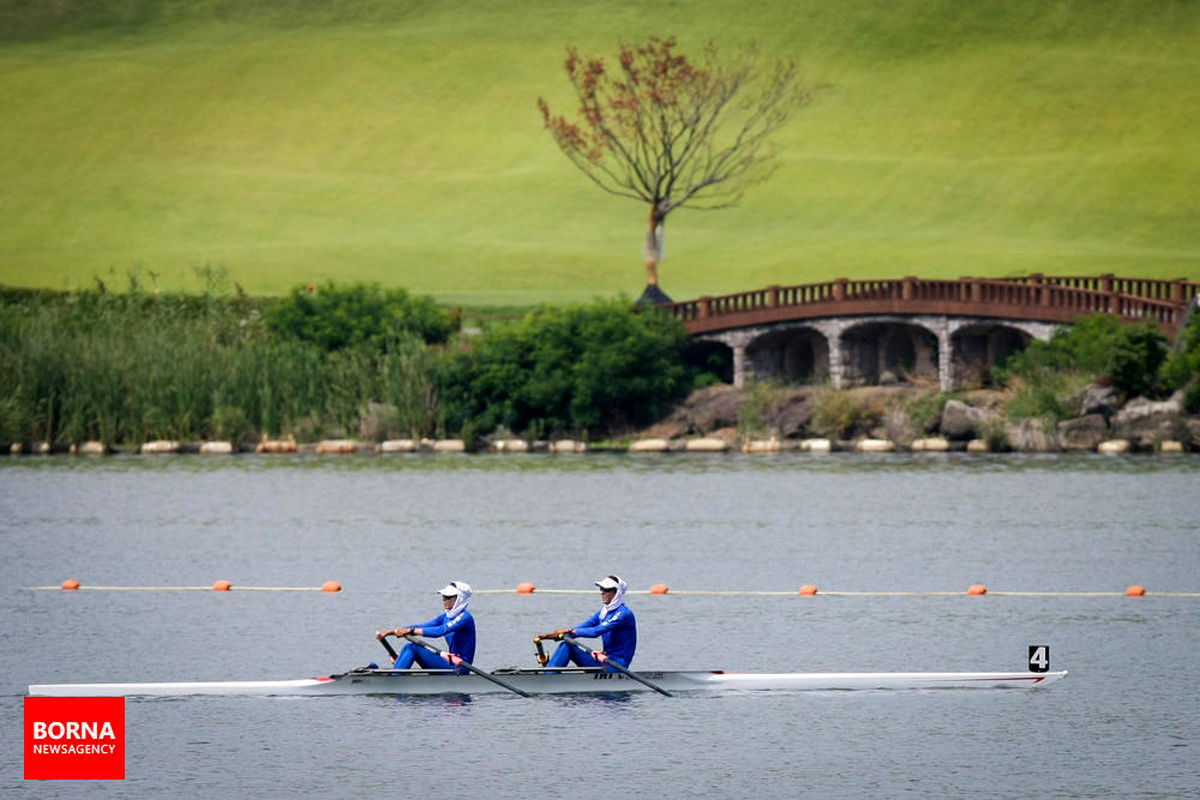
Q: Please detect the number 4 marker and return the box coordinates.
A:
[1028,645,1050,672]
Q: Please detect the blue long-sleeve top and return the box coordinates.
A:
[413,611,476,663]
[572,604,637,667]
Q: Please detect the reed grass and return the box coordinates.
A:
[0,282,446,445]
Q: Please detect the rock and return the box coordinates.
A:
[1078,384,1122,418]
[1057,414,1109,451]
[653,384,745,436]
[490,439,529,453]
[1005,420,1055,452]
[1185,418,1200,447]
[640,419,690,440]
[257,436,297,454]
[940,400,999,440]
[684,438,729,452]
[316,439,358,454]
[1111,394,1184,447]
[773,393,814,438]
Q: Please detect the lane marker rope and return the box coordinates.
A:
[27,585,1200,597]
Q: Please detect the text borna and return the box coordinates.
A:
[32,721,117,740]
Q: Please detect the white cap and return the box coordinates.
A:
[438,582,462,597]
[594,576,621,590]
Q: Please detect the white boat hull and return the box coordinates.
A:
[28,667,1067,697]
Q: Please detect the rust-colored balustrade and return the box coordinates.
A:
[666,274,1200,336]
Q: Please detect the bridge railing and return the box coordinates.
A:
[667,274,1200,334]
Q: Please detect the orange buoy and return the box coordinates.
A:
[61,579,80,591]
[967,584,988,595]
[322,580,342,593]
[516,582,536,594]
[650,583,669,594]
[1125,584,1146,596]
[212,579,232,591]
[798,584,819,596]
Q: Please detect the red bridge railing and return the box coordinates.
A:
[666,274,1200,336]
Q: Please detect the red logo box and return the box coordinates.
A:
[24,697,125,780]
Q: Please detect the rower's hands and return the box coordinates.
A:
[376,627,413,640]
[539,628,573,640]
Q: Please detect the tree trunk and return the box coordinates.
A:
[643,205,666,286]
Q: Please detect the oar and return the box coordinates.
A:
[404,635,532,698]
[378,635,399,663]
[561,635,673,697]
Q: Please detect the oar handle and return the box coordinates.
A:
[561,635,672,697]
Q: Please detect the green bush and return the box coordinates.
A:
[995,314,1168,402]
[1161,314,1200,413]
[442,299,694,438]
[264,282,455,352]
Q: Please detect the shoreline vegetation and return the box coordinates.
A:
[3,280,1199,456]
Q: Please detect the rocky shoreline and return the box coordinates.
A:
[636,383,1200,454]
[7,383,1198,456]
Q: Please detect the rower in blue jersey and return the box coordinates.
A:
[543,575,637,671]
[376,581,476,674]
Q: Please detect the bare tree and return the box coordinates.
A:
[538,36,808,299]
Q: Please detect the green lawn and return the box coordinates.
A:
[1,0,1197,307]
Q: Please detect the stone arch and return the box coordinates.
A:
[950,323,1032,388]
[744,325,830,385]
[840,321,939,386]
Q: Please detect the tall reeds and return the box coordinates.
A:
[0,286,443,446]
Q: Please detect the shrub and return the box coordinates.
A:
[1161,314,1200,413]
[737,381,777,438]
[265,282,455,352]
[443,298,693,438]
[811,387,864,439]
[995,313,1168,403]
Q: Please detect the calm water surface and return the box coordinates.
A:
[2,453,1197,798]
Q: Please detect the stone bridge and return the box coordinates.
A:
[662,275,1199,390]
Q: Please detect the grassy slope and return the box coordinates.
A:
[0,0,1197,306]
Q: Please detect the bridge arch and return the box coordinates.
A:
[949,323,1034,388]
[840,319,939,386]
[745,325,830,385]
[694,316,1059,390]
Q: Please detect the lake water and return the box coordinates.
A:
[2,453,1198,798]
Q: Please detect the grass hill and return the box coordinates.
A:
[1,0,1197,307]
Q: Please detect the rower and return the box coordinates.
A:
[376,580,476,674]
[540,575,636,671]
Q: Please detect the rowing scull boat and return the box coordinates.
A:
[28,666,1067,697]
